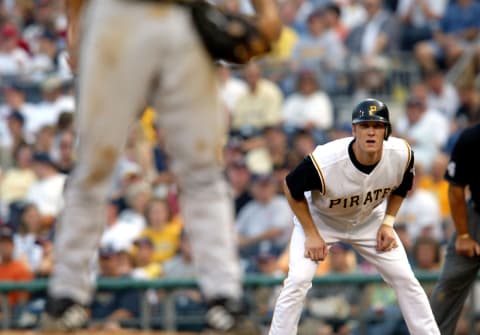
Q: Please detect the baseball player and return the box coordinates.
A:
[430,122,480,335]
[41,0,281,332]
[268,99,440,335]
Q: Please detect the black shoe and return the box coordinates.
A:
[40,297,88,332]
[204,298,260,334]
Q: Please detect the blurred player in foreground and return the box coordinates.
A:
[41,0,281,332]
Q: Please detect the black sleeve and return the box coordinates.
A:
[392,150,415,198]
[285,156,323,200]
[444,128,471,186]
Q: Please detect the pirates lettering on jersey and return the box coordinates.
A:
[329,187,391,208]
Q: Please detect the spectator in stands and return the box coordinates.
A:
[412,236,442,273]
[396,0,447,51]
[139,197,182,264]
[32,125,55,155]
[345,0,400,97]
[337,0,367,31]
[0,225,33,314]
[394,93,449,172]
[25,76,74,137]
[293,7,346,70]
[30,29,61,79]
[396,166,444,243]
[282,69,334,144]
[0,145,37,213]
[0,83,35,160]
[131,236,162,279]
[13,203,44,273]
[236,173,292,261]
[25,152,65,226]
[226,158,253,216]
[286,129,317,169]
[100,200,135,252]
[217,64,248,117]
[51,130,75,174]
[89,245,141,331]
[231,62,283,136]
[423,69,460,120]
[0,22,31,76]
[262,125,290,170]
[418,152,451,233]
[414,0,480,72]
[324,2,349,42]
[117,180,152,241]
[0,110,27,169]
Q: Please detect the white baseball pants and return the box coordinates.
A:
[269,218,440,335]
[49,0,241,304]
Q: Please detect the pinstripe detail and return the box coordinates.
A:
[309,153,326,195]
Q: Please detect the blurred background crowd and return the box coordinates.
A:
[0,0,480,334]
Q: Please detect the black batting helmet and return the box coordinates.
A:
[352,98,391,140]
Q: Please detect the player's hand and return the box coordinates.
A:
[376,224,398,252]
[455,236,480,257]
[304,234,328,262]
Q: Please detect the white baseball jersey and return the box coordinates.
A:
[307,136,412,230]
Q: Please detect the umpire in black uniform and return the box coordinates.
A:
[430,122,480,335]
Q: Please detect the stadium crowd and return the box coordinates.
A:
[0,0,480,334]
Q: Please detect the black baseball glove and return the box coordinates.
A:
[188,1,272,64]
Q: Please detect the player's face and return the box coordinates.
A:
[352,121,385,153]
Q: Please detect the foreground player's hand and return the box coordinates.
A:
[455,236,480,257]
[304,234,328,262]
[376,224,398,252]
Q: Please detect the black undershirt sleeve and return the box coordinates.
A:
[285,156,323,200]
[392,150,415,198]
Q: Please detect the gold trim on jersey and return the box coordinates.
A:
[309,153,326,195]
[403,140,412,174]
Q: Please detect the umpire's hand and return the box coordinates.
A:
[376,224,399,252]
[304,234,328,262]
[455,235,480,257]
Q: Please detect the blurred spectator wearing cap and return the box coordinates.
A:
[0,22,31,76]
[282,69,334,144]
[394,84,449,172]
[137,197,182,264]
[30,28,61,80]
[13,203,44,273]
[286,129,316,170]
[395,0,447,51]
[0,82,36,157]
[26,76,74,136]
[25,152,66,225]
[131,236,162,279]
[292,7,346,76]
[89,245,141,331]
[0,109,27,169]
[414,0,480,72]
[100,199,135,253]
[0,225,34,312]
[51,129,75,174]
[236,173,292,262]
[226,158,253,215]
[0,143,36,206]
[117,180,152,239]
[231,62,283,136]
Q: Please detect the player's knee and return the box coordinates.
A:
[286,272,313,292]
